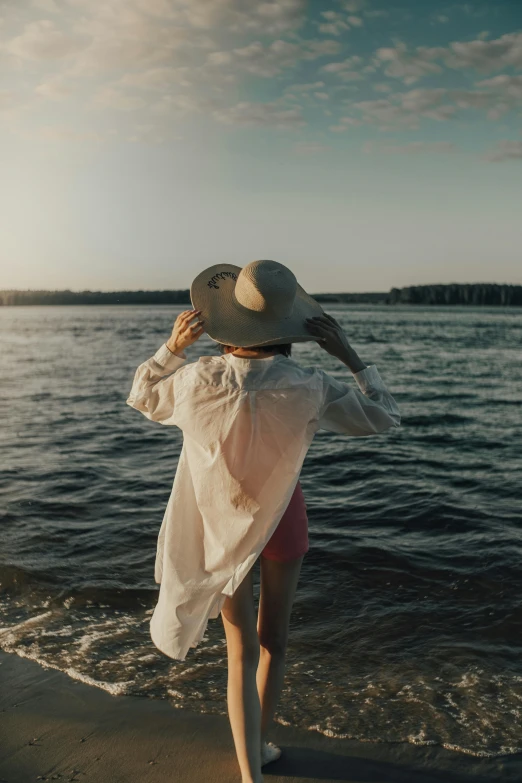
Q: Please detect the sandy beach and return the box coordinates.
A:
[1,650,520,783]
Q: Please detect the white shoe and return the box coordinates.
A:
[261,741,282,766]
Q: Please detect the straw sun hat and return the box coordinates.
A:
[190,260,325,348]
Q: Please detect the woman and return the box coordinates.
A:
[127,260,401,783]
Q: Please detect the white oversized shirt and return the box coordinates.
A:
[126,343,401,661]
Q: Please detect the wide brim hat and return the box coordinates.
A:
[190,259,325,347]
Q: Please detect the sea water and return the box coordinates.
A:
[1,303,521,758]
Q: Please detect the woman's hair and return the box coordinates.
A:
[217,343,292,357]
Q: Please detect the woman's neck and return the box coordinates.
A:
[224,345,280,358]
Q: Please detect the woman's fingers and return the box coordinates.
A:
[174,311,202,335]
[178,309,201,323]
[306,318,328,330]
[311,315,334,324]
[310,318,336,333]
[306,324,332,342]
[324,313,340,326]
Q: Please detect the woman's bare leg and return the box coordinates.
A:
[256,554,304,745]
[221,563,263,783]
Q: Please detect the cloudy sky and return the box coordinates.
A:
[1,0,521,292]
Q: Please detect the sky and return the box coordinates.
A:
[1,0,521,293]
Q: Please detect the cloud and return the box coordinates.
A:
[475,74,522,100]
[374,32,522,85]
[375,43,443,84]
[337,116,361,125]
[206,37,341,78]
[342,75,522,131]
[443,31,522,72]
[284,81,334,103]
[364,140,458,155]
[329,116,362,132]
[483,140,522,162]
[6,20,84,61]
[317,8,363,35]
[180,0,307,34]
[321,55,363,72]
[0,1,329,144]
[70,12,200,73]
[149,92,209,116]
[373,82,393,93]
[213,100,305,128]
[448,88,511,118]
[318,11,350,36]
[350,88,456,130]
[320,55,363,81]
[399,87,448,112]
[319,22,347,36]
[451,89,496,109]
[207,51,233,66]
[3,0,522,149]
[67,0,302,35]
[451,76,522,118]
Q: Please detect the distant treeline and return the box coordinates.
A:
[0,289,191,306]
[313,292,387,303]
[387,283,522,306]
[1,283,521,306]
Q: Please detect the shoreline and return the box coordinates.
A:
[1,650,520,782]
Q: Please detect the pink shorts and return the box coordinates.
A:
[261,481,309,562]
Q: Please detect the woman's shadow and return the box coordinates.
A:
[262,743,517,782]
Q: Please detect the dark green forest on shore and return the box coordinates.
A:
[1,283,521,306]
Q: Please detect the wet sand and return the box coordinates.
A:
[0,650,519,782]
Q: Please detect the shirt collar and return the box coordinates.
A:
[223,352,288,365]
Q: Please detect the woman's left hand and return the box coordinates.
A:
[166,309,205,355]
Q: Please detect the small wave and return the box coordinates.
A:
[6,649,135,696]
[0,611,54,642]
[304,722,522,758]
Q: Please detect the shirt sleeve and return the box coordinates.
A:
[317,364,401,436]
[126,343,188,426]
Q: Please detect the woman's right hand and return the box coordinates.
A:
[305,313,352,358]
[305,313,366,373]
